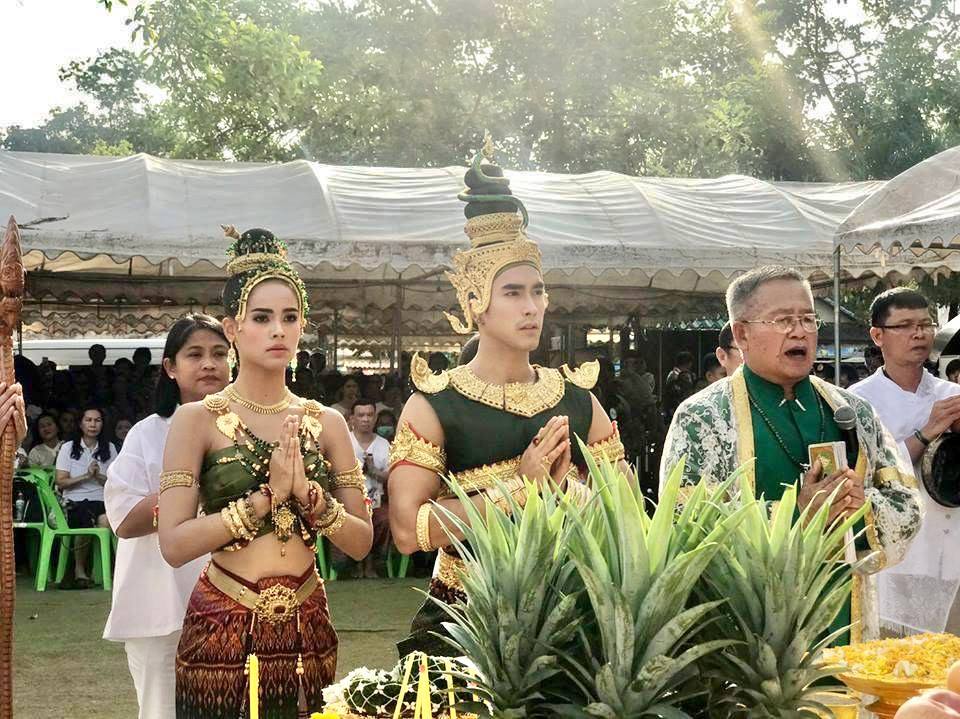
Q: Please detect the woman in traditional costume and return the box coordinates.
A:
[158,227,373,719]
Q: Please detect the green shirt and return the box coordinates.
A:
[744,365,855,644]
[743,365,847,502]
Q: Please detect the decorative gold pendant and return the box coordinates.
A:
[273,503,296,542]
[300,413,323,443]
[216,412,241,440]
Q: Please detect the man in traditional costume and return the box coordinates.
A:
[850,287,960,635]
[660,265,922,644]
[387,137,629,657]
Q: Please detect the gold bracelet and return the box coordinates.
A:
[229,501,255,541]
[159,470,196,494]
[319,499,346,537]
[220,505,245,541]
[485,477,526,514]
[237,497,262,534]
[416,502,435,552]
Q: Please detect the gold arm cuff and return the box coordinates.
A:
[389,422,446,475]
[416,502,436,552]
[159,470,197,494]
[586,424,626,465]
[331,460,365,491]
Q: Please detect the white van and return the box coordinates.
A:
[19,338,167,368]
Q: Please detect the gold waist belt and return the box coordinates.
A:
[436,549,467,592]
[205,562,321,625]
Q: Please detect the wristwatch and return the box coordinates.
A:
[913,428,932,446]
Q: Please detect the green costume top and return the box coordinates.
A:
[198,392,361,550]
[660,366,922,644]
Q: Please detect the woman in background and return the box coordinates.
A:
[104,314,230,719]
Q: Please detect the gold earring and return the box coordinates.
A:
[227,344,237,369]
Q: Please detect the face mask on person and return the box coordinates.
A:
[376,425,395,440]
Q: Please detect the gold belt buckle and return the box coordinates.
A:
[254,583,299,624]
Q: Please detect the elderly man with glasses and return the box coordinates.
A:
[849,287,960,636]
[660,265,921,645]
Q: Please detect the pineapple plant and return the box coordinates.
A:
[555,454,748,718]
[432,478,585,717]
[691,473,868,718]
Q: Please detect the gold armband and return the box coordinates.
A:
[416,502,436,552]
[389,422,447,475]
[586,423,626,466]
[159,470,197,494]
[331,460,365,491]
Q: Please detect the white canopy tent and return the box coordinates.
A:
[833,144,960,376]
[1,149,899,349]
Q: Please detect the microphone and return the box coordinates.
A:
[834,405,859,465]
[833,404,859,565]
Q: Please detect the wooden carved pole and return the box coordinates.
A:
[0,216,24,719]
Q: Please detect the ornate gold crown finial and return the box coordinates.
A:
[443,136,542,335]
[481,130,495,161]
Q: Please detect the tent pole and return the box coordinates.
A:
[392,284,402,373]
[333,308,339,372]
[833,247,841,384]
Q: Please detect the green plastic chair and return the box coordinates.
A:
[385,543,411,579]
[12,469,49,574]
[21,472,114,591]
[315,537,338,581]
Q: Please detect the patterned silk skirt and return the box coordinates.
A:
[176,563,338,719]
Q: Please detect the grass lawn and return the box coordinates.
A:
[12,574,429,718]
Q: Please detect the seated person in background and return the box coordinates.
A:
[28,411,62,466]
[55,405,118,589]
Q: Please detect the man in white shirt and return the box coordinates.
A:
[850,287,960,635]
[350,398,391,578]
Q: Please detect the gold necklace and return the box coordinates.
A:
[224,384,293,415]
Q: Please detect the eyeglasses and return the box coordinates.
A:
[874,322,938,335]
[739,314,822,334]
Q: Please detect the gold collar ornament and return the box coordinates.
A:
[409,352,566,418]
[444,134,543,334]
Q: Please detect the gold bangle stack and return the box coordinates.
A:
[159,470,197,494]
[221,497,261,542]
[416,503,435,552]
[318,495,346,537]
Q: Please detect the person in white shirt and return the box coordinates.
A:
[27,411,62,467]
[350,398,391,578]
[850,287,960,635]
[103,314,230,719]
[55,406,118,589]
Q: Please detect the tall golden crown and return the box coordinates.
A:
[444,135,542,334]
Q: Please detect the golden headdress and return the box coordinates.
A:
[221,225,310,327]
[444,134,543,334]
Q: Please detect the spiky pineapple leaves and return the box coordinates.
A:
[695,473,871,718]
[428,449,865,718]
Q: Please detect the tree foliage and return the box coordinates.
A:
[3,0,959,181]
